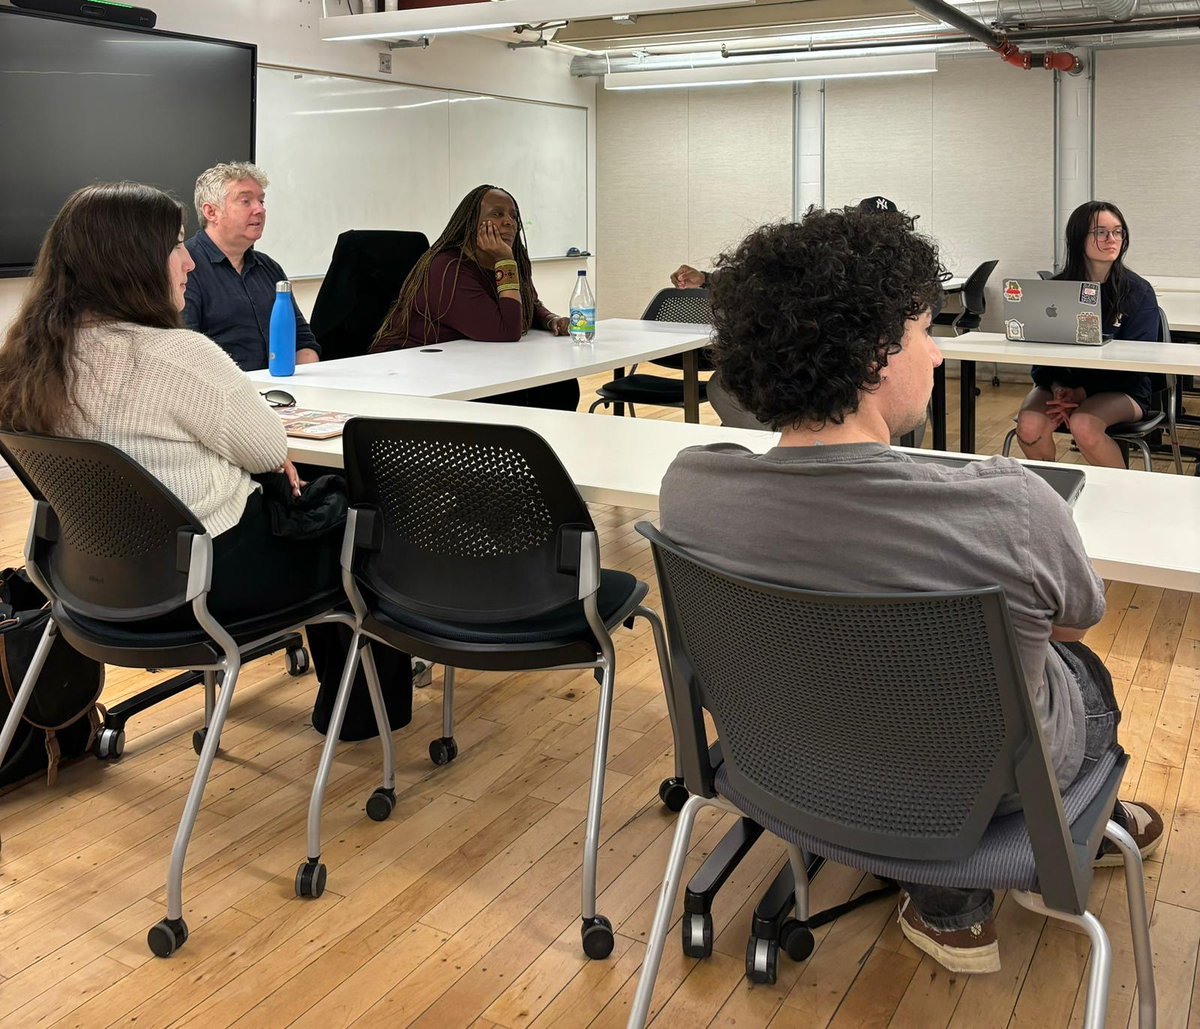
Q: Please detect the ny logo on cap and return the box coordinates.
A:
[876,198,889,210]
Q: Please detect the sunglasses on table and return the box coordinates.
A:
[260,389,296,409]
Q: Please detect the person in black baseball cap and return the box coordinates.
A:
[858,195,901,214]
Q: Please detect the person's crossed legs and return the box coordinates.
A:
[1016,386,1142,469]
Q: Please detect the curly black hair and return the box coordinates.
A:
[711,206,945,430]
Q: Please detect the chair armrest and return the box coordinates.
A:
[556,523,600,599]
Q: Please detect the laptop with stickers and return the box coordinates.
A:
[1001,278,1107,346]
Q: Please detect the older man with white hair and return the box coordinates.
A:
[183,162,320,371]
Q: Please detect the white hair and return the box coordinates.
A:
[194,162,269,228]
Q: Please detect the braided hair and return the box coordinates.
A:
[375,184,537,347]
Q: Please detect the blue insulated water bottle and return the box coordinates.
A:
[269,280,296,376]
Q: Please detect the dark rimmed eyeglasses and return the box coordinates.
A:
[1089,228,1126,243]
[260,389,296,409]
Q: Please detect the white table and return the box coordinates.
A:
[932,331,1200,454]
[250,318,713,422]
[277,384,1200,592]
[1160,292,1200,335]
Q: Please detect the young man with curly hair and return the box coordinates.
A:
[658,207,1162,976]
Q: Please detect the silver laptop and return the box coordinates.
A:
[1001,278,1107,346]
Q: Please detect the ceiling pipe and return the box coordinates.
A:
[569,16,1200,75]
[1094,0,1139,21]
[907,0,1080,70]
[721,14,1200,55]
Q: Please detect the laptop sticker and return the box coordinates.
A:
[1005,318,1025,340]
[1003,280,1023,303]
[1079,283,1099,306]
[1077,311,1102,345]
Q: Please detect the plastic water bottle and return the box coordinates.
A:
[568,270,596,344]
[269,280,296,377]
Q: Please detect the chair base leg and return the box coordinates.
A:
[1011,891,1113,1029]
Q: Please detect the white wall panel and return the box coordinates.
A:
[597,83,792,318]
[931,56,1055,331]
[1095,44,1200,278]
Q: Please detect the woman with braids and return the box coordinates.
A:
[1014,201,1160,469]
[372,184,578,411]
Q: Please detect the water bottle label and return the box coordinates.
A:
[569,307,595,334]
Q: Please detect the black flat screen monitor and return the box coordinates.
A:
[0,8,256,277]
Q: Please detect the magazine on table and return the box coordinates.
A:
[275,408,351,440]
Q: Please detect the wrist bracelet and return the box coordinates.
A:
[494,259,519,293]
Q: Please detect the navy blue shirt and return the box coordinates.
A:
[183,229,319,372]
[1031,269,1159,415]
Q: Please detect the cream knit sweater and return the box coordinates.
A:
[68,322,290,536]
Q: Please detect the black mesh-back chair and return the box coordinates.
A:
[934,260,998,335]
[0,432,395,959]
[311,418,678,960]
[1003,307,1185,473]
[628,524,1155,1029]
[310,229,430,361]
[588,289,713,416]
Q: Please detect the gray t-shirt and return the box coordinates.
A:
[659,442,1106,791]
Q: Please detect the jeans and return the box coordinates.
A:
[903,640,1121,931]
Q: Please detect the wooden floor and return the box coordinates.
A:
[1,373,1199,1028]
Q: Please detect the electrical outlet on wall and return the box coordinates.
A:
[379,52,393,74]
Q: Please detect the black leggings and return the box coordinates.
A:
[152,490,342,631]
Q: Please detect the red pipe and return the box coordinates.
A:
[995,40,1080,72]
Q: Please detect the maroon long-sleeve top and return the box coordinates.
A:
[371,249,555,353]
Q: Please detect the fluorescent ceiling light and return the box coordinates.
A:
[604,52,938,90]
[322,0,753,42]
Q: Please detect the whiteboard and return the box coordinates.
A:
[255,67,588,277]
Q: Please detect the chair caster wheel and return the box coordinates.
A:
[429,737,458,766]
[191,728,217,756]
[365,787,396,821]
[147,917,188,958]
[658,777,688,813]
[95,727,125,760]
[581,914,614,959]
[682,911,713,958]
[295,860,327,898]
[746,934,779,985]
[779,918,814,962]
[285,647,311,677]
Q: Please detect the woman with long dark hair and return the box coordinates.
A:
[0,181,341,623]
[372,184,578,411]
[1014,201,1160,469]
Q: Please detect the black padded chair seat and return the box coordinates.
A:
[365,570,646,671]
[57,588,345,668]
[714,745,1125,892]
[1108,410,1165,435]
[596,374,710,407]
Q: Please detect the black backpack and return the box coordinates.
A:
[0,567,106,793]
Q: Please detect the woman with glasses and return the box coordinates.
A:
[1014,200,1160,469]
[371,184,578,411]
[0,182,343,626]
